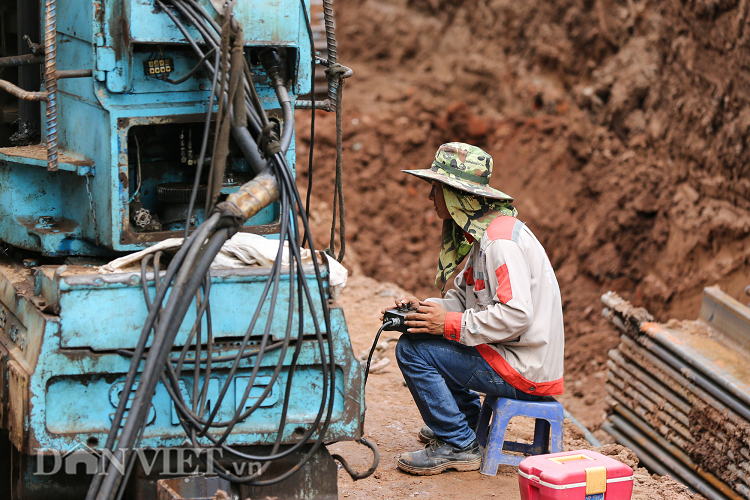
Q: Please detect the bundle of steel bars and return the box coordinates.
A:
[602,286,750,500]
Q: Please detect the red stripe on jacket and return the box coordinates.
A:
[476,345,564,396]
[494,264,512,303]
[485,216,517,241]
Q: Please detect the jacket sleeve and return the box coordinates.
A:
[446,240,534,346]
[425,259,468,313]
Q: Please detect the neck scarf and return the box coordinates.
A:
[435,184,518,293]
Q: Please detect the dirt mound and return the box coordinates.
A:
[295,0,750,434]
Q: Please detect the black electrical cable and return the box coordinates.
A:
[300,0,316,245]
[159,196,333,483]
[365,320,393,384]
[91,215,223,500]
[331,438,380,480]
[165,46,216,85]
[86,215,220,500]
[165,151,335,464]
[116,342,284,365]
[184,49,221,238]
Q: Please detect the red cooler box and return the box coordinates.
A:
[518,450,634,500]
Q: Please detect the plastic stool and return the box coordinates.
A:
[475,395,564,474]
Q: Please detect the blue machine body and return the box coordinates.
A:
[0,1,364,493]
[0,264,363,454]
[0,0,312,256]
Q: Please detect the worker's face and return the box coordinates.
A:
[428,181,452,220]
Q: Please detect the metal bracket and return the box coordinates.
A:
[95,46,116,73]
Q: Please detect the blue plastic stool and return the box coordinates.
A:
[475,395,564,474]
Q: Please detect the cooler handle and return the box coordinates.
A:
[547,454,595,464]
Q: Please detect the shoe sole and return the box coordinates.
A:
[397,458,482,476]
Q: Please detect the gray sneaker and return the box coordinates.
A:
[418,425,435,443]
[397,439,482,475]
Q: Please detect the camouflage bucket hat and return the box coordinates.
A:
[402,142,513,201]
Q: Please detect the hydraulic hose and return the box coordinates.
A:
[231,124,267,174]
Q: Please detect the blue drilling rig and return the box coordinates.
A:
[0,1,368,498]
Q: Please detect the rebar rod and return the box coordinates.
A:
[44,0,58,171]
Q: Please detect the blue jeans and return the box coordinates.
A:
[395,335,540,449]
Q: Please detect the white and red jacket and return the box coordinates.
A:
[428,216,564,396]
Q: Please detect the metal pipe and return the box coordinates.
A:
[602,415,726,500]
[44,0,58,171]
[617,347,747,449]
[606,381,691,444]
[606,388,692,448]
[0,79,48,101]
[607,368,691,430]
[728,464,750,489]
[609,413,741,500]
[56,69,92,79]
[0,53,43,68]
[736,483,750,500]
[601,421,677,478]
[621,335,750,424]
[641,322,750,410]
[607,356,692,428]
[608,348,692,414]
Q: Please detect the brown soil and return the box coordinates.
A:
[296,0,750,438]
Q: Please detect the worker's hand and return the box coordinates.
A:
[380,296,420,320]
[404,301,447,336]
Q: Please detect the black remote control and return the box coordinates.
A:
[382,303,416,333]
[382,304,435,340]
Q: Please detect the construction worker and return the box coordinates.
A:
[386,142,564,475]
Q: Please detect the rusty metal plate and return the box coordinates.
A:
[8,360,29,453]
